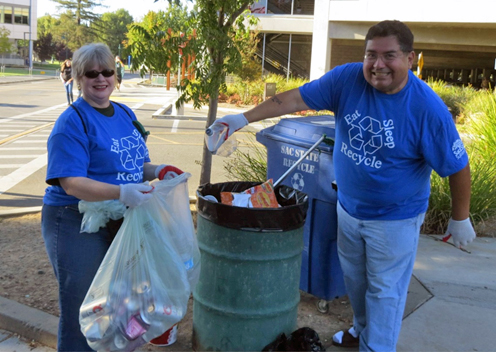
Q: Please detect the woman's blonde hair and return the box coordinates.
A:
[72,43,115,85]
[60,59,71,70]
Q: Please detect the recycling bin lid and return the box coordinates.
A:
[257,115,336,151]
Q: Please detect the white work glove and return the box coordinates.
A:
[119,183,153,208]
[444,218,476,248]
[209,113,249,139]
[154,164,184,180]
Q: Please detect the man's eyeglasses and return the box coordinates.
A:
[364,51,405,63]
[84,69,115,79]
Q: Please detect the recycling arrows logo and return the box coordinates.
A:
[120,135,146,171]
[348,116,383,155]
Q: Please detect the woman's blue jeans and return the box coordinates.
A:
[41,204,114,351]
[337,201,425,351]
[64,81,74,104]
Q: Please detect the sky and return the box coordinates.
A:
[36,0,173,20]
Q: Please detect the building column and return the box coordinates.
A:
[309,0,331,80]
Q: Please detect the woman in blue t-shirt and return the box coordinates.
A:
[42,43,183,352]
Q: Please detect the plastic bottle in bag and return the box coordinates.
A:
[170,226,201,287]
[153,205,201,288]
[205,124,237,157]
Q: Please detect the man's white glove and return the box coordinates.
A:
[444,218,476,247]
[154,164,184,180]
[209,113,249,139]
[119,183,153,208]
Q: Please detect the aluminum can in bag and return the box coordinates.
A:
[80,297,109,319]
[124,313,150,340]
[146,302,183,322]
[82,315,111,342]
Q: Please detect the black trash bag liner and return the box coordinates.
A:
[288,327,326,351]
[262,332,290,351]
[262,327,326,351]
[197,181,308,232]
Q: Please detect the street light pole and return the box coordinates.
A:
[28,0,33,70]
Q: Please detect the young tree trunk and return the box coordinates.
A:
[199,88,219,185]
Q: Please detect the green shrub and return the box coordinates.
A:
[463,93,496,228]
[423,171,451,234]
[426,78,477,122]
[223,132,267,183]
[221,73,310,106]
[463,91,496,151]
[263,73,309,92]
[424,91,496,234]
[222,73,335,116]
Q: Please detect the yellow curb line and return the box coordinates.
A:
[0,122,55,146]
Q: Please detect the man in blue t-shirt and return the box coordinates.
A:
[207,20,475,351]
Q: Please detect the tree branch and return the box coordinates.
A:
[224,1,251,28]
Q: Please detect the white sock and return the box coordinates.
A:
[332,326,358,344]
[332,331,344,344]
[349,326,358,338]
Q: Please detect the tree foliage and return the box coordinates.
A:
[50,0,103,47]
[37,15,59,36]
[95,9,134,58]
[55,42,73,61]
[179,0,257,184]
[54,11,97,51]
[51,0,104,26]
[127,5,191,77]
[234,30,261,82]
[35,32,56,61]
[0,26,15,54]
[131,0,258,184]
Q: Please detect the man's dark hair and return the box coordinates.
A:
[365,20,414,52]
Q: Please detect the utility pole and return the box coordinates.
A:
[28,0,33,70]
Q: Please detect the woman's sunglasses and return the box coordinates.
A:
[84,69,115,79]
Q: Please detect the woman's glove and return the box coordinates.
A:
[208,113,249,139]
[119,183,153,208]
[155,164,184,180]
[444,218,476,247]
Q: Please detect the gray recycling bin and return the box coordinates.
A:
[256,115,346,305]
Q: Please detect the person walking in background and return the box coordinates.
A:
[115,55,125,91]
[60,59,74,105]
[41,43,184,351]
[206,20,476,351]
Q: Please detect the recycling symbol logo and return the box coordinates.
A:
[120,135,146,171]
[348,116,383,155]
[291,172,305,191]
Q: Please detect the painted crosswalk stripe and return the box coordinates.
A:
[0,153,47,194]
[171,120,180,133]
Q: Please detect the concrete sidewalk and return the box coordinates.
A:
[1,234,495,351]
[397,235,496,351]
[0,75,58,85]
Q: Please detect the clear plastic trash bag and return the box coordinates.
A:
[79,173,200,352]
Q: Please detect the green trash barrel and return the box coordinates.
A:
[192,181,308,351]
